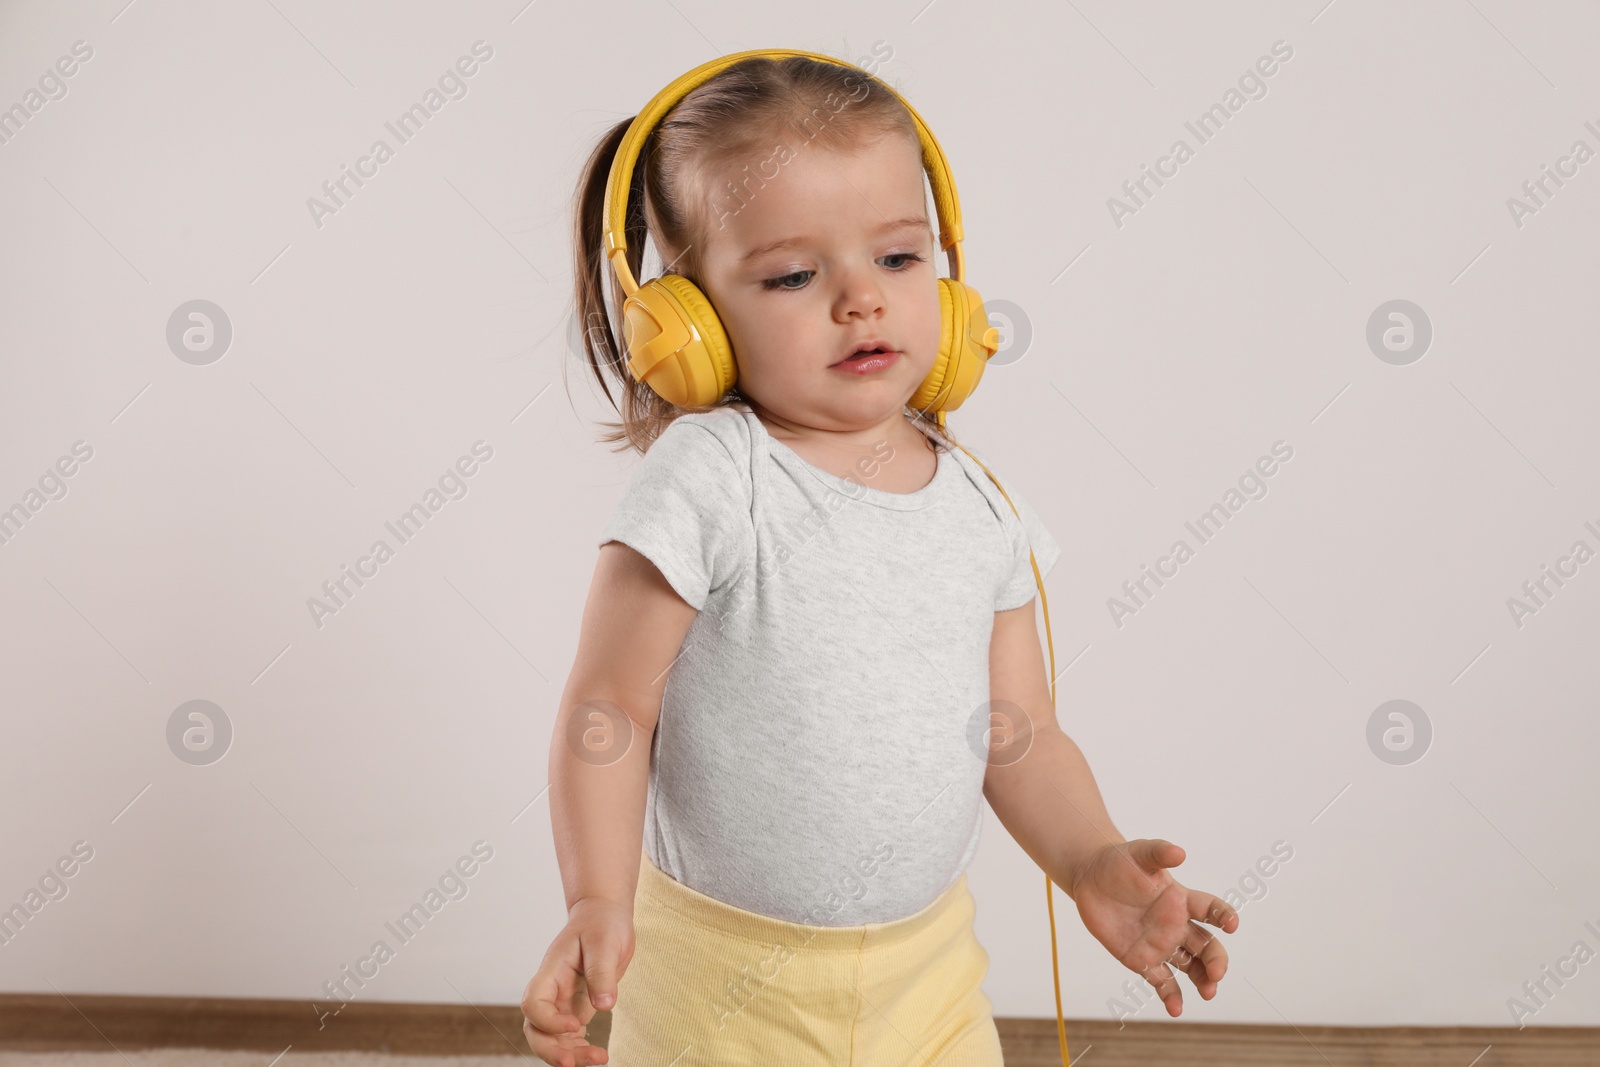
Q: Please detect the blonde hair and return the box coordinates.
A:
[568,53,956,455]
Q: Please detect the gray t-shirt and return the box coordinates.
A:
[597,402,1061,925]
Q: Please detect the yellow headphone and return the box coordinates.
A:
[602,48,1072,1067]
[602,47,1002,425]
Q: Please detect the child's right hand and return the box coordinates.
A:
[521,897,636,1067]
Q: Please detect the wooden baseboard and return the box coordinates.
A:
[1,993,1595,1065]
[998,1017,1599,1066]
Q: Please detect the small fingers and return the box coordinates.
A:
[1127,838,1185,876]
[1188,889,1240,933]
[1192,921,1230,987]
[523,1015,600,1067]
[1140,958,1183,1016]
[1164,921,1229,999]
[522,965,589,1049]
[1168,937,1215,999]
[524,985,584,1037]
[519,1018,550,1065]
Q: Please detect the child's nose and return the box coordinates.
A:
[834,267,887,319]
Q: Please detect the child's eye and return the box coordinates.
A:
[879,252,926,270]
[759,253,927,294]
[761,270,813,292]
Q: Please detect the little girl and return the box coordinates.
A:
[522,50,1238,1067]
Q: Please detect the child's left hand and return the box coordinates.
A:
[1069,838,1240,1017]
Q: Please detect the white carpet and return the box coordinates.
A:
[0,1053,527,1065]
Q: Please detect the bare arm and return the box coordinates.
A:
[548,541,699,912]
[981,598,1127,898]
[982,596,1241,1016]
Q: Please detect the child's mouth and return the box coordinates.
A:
[833,349,899,374]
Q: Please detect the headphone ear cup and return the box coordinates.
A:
[912,277,999,416]
[620,274,737,408]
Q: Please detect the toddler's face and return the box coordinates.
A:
[692,131,943,433]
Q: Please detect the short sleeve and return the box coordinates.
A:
[597,420,754,611]
[994,484,1061,611]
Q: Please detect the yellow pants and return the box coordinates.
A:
[605,848,1005,1066]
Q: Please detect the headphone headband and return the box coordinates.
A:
[601,48,968,297]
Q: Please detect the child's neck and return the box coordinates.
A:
[741,399,942,492]
[745,400,927,449]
